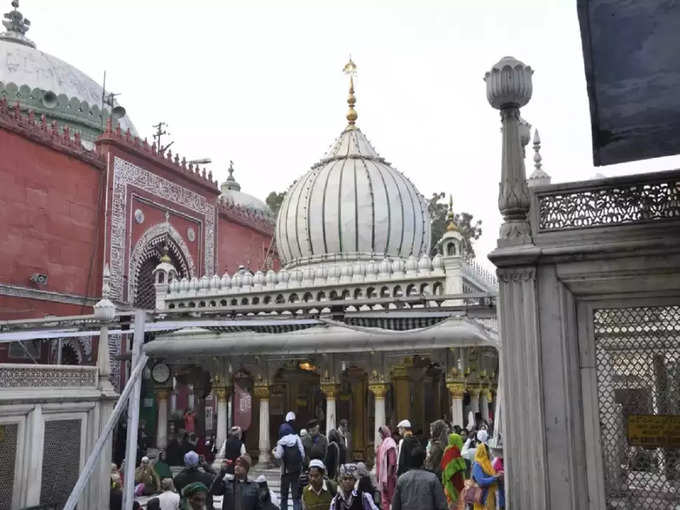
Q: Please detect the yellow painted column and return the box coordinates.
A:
[350,377,367,460]
[391,365,411,425]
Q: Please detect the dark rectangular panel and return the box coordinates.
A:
[578,0,680,165]
[0,424,18,510]
[40,419,81,508]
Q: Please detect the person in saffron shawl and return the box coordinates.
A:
[375,426,397,510]
[470,433,503,510]
[440,433,466,510]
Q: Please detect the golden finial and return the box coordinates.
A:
[446,195,459,232]
[343,57,358,128]
[160,243,172,263]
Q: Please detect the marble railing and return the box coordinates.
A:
[463,260,498,291]
[163,254,451,310]
[0,363,98,389]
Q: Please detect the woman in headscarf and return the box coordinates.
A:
[154,450,173,481]
[470,441,502,510]
[440,433,466,510]
[181,481,209,510]
[375,426,397,510]
[426,419,449,480]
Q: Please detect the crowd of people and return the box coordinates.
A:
[110,413,504,510]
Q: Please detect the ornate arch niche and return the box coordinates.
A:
[128,224,195,308]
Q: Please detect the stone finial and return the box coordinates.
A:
[485,56,534,246]
[221,160,241,192]
[0,0,34,48]
[527,129,551,187]
[484,56,533,110]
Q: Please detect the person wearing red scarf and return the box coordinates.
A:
[375,426,397,510]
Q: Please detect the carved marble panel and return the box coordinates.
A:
[109,157,216,302]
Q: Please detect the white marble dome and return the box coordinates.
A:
[0,3,136,139]
[276,126,431,268]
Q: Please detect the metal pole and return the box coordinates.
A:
[122,309,146,510]
[62,353,149,510]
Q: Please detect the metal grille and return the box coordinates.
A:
[537,177,680,231]
[0,424,18,510]
[594,306,680,509]
[40,420,81,508]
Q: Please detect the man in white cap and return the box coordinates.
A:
[273,412,305,510]
[135,455,161,495]
[396,420,418,477]
[302,459,336,510]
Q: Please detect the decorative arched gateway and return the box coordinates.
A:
[129,224,194,309]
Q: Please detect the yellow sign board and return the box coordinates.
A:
[627,414,680,448]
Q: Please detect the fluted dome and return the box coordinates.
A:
[0,2,136,141]
[276,126,431,267]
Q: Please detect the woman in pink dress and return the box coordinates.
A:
[375,426,397,510]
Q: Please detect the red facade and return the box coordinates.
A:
[0,102,277,364]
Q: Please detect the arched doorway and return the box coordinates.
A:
[132,236,190,309]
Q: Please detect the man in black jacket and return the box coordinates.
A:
[173,450,216,510]
[209,455,263,510]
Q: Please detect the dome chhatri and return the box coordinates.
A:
[276,59,431,268]
[219,161,272,218]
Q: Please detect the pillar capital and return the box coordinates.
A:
[446,381,466,400]
[155,388,171,400]
[320,382,340,399]
[214,386,230,401]
[253,384,270,400]
[368,382,389,399]
[467,383,482,397]
[391,365,409,379]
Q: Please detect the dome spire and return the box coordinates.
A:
[446,195,459,232]
[343,57,358,128]
[221,160,242,192]
[0,0,34,48]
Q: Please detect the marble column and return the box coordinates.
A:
[320,383,340,436]
[254,384,272,467]
[469,386,481,414]
[155,389,170,449]
[215,387,229,453]
[446,381,465,428]
[480,387,490,423]
[368,382,388,451]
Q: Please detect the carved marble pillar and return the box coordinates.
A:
[214,386,230,453]
[494,265,548,509]
[253,384,272,467]
[468,385,481,415]
[320,382,340,436]
[155,388,170,449]
[446,381,465,428]
[368,382,389,451]
[480,384,490,423]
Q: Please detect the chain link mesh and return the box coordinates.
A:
[594,305,680,509]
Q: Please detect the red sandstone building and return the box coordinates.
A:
[0,3,277,371]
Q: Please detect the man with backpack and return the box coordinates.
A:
[273,418,305,510]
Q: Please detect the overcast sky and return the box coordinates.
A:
[23,0,680,269]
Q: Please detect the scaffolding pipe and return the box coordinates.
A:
[62,352,149,510]
[122,310,146,510]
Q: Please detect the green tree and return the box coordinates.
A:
[266,191,285,217]
[428,192,482,258]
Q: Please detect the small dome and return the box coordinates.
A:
[276,126,431,267]
[0,2,136,141]
[220,161,273,218]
